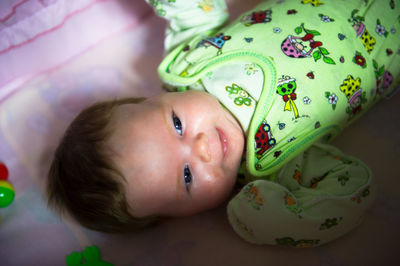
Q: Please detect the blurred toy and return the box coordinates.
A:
[66,245,113,266]
[0,162,14,208]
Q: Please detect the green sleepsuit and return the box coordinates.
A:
[146,0,400,247]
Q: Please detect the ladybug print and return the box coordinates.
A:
[255,121,276,157]
[241,9,272,26]
[306,71,315,79]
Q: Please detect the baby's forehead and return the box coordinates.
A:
[111,91,204,132]
[113,101,151,123]
[107,104,146,147]
[110,101,165,141]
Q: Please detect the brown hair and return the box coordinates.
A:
[47,97,157,233]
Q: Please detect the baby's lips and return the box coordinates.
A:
[217,128,228,159]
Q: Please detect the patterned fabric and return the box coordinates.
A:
[227,142,373,246]
[145,0,229,50]
[0,0,146,102]
[158,0,400,177]
[152,0,400,246]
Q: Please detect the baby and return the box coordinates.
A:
[47,0,399,247]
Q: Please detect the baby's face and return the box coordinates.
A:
[108,90,245,218]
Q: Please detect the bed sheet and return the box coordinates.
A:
[0,0,399,265]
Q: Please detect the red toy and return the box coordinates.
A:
[0,162,8,180]
[0,162,14,208]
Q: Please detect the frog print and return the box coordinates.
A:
[276,76,300,118]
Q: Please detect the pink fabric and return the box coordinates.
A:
[0,0,29,22]
[0,0,99,52]
[0,0,152,101]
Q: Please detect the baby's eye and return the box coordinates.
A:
[184,165,192,191]
[172,112,183,136]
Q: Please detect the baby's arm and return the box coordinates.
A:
[228,143,374,247]
[145,0,229,51]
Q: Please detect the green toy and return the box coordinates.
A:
[0,162,14,208]
[66,245,113,266]
[0,181,14,208]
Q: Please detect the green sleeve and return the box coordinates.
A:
[145,0,229,51]
[227,143,374,247]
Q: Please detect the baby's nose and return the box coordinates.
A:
[193,133,211,162]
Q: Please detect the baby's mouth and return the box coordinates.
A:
[217,128,228,159]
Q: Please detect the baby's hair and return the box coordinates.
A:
[47,97,157,233]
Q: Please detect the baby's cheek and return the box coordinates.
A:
[213,170,237,199]
[194,177,221,206]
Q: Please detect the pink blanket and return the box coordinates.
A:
[0,0,399,265]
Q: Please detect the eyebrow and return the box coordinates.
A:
[161,103,170,134]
